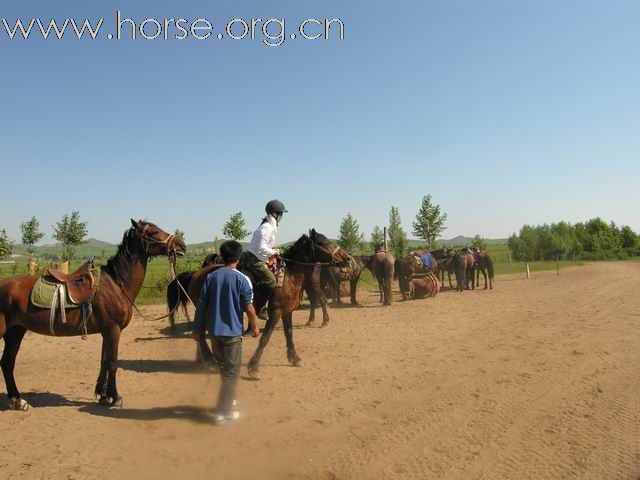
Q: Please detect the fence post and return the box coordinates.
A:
[556,255,560,275]
[383,227,388,251]
[526,263,530,279]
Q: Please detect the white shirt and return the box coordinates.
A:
[247,215,279,262]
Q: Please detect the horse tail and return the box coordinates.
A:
[393,259,400,280]
[167,271,194,328]
[487,254,495,280]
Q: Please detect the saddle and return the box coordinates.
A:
[46,260,96,304]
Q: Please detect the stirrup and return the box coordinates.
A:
[8,397,30,411]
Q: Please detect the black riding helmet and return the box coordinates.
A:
[265,199,287,215]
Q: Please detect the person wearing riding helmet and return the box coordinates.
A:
[244,199,287,319]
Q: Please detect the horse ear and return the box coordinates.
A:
[310,228,317,238]
[130,219,141,230]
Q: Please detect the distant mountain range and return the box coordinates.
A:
[12,236,507,259]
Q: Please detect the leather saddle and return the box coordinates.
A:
[46,260,96,304]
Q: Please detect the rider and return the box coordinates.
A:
[245,199,287,319]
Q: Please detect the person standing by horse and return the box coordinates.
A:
[193,240,260,425]
[244,199,287,319]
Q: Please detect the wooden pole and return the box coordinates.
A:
[526,263,530,279]
[383,227,388,251]
[556,255,560,275]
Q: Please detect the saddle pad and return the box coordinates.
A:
[420,253,433,268]
[30,277,82,309]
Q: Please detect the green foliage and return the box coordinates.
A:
[53,211,88,262]
[337,213,364,253]
[370,226,384,250]
[20,216,44,255]
[222,212,250,241]
[620,225,639,248]
[174,229,186,241]
[471,234,486,251]
[412,194,448,249]
[388,206,408,257]
[508,218,636,262]
[0,228,14,260]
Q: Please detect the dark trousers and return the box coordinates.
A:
[211,336,242,414]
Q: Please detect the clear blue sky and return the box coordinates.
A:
[1,0,639,244]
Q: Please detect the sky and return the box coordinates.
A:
[1,0,639,245]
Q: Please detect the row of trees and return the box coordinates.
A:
[337,195,448,257]
[507,218,640,261]
[0,212,89,262]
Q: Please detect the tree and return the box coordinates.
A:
[20,216,44,256]
[412,194,448,249]
[620,225,639,249]
[222,212,250,241]
[388,206,408,257]
[471,234,486,251]
[337,213,364,253]
[370,226,384,250]
[174,229,186,242]
[0,228,13,260]
[53,211,88,262]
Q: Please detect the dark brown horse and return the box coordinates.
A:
[357,251,395,305]
[474,251,495,289]
[407,273,441,299]
[394,252,438,300]
[320,255,365,306]
[431,248,455,289]
[166,253,219,330]
[186,229,349,379]
[452,251,475,292]
[0,220,186,410]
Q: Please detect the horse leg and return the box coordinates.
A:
[97,326,123,407]
[448,270,453,289]
[350,276,359,305]
[306,288,317,326]
[283,312,302,367]
[247,310,279,379]
[475,269,480,288]
[482,268,488,289]
[1,325,30,411]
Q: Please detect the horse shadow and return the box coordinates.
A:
[78,403,215,424]
[118,359,214,374]
[134,322,193,343]
[0,391,91,410]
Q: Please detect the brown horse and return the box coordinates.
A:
[431,248,455,289]
[394,252,439,300]
[474,251,495,289]
[166,253,220,330]
[186,229,349,379]
[320,255,365,306]
[452,251,475,292]
[0,220,186,410]
[407,273,441,299]
[357,251,395,305]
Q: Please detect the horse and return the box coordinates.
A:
[474,251,495,289]
[0,220,186,410]
[166,253,219,330]
[394,252,439,300]
[186,229,350,379]
[357,251,395,306]
[407,273,441,299]
[431,248,455,289]
[320,255,365,306]
[452,251,475,292]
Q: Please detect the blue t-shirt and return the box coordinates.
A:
[193,267,253,337]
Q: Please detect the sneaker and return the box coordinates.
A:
[212,411,240,426]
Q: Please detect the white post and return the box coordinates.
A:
[526,263,530,279]
[383,227,388,251]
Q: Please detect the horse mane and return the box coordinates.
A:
[282,234,310,260]
[103,228,145,284]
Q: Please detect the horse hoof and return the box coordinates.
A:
[320,322,329,328]
[111,396,124,408]
[8,397,30,411]
[290,357,303,367]
[248,369,260,380]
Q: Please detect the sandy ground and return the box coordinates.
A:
[1,262,639,480]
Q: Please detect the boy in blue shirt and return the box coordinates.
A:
[193,240,259,425]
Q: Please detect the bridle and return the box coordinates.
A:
[281,238,349,267]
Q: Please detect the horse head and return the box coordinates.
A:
[130,219,187,257]
[308,228,351,265]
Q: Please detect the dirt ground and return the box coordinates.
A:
[1,262,639,480]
